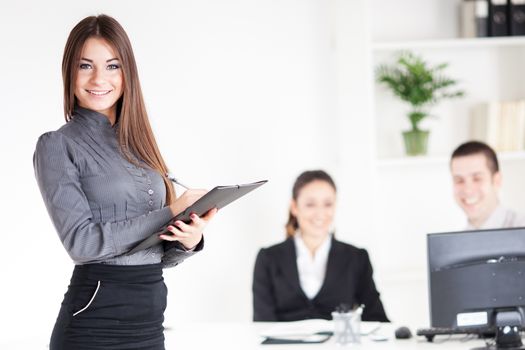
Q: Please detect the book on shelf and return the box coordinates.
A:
[461,0,489,37]
[470,100,525,151]
[462,0,525,38]
[489,0,510,36]
[510,0,525,35]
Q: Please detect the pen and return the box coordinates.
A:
[165,172,190,190]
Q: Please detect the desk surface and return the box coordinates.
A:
[1,321,495,349]
[166,322,490,350]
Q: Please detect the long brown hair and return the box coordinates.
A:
[62,14,175,204]
[285,170,337,238]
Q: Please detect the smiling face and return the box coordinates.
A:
[451,153,501,228]
[291,180,336,239]
[74,37,123,123]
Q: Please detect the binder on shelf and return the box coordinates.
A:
[461,0,489,37]
[470,102,499,147]
[470,100,525,152]
[489,0,510,36]
[510,0,525,35]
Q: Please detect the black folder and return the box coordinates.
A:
[261,332,332,345]
[510,0,525,35]
[127,180,268,254]
[489,0,510,36]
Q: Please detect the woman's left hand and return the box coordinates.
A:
[159,207,218,249]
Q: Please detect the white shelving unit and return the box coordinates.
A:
[373,36,525,51]
[370,0,525,160]
[330,0,525,327]
[353,0,525,327]
[376,151,525,168]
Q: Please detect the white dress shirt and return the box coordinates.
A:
[294,232,332,300]
[466,205,525,230]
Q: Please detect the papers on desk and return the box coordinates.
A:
[361,321,382,335]
[260,319,332,344]
[259,319,382,345]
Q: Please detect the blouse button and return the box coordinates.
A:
[148,200,153,206]
[148,189,154,195]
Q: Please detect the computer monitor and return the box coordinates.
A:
[427,227,525,349]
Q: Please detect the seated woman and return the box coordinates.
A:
[252,170,389,322]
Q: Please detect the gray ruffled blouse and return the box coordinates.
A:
[34,107,199,267]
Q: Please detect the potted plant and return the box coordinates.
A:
[376,51,464,156]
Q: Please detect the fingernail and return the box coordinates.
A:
[175,221,182,226]
[191,214,197,219]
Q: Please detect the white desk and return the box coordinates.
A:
[164,322,491,350]
[0,322,494,349]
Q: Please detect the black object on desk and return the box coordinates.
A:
[394,326,412,339]
[127,180,268,254]
[261,331,333,345]
[426,227,525,349]
[417,326,497,343]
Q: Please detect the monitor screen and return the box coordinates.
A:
[427,227,525,332]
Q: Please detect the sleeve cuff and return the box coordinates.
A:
[162,236,205,269]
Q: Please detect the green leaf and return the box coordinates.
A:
[376,51,465,129]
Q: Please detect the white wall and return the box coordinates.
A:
[0,0,338,342]
[1,0,524,346]
[371,0,461,41]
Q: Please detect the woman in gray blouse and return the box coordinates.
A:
[33,15,216,350]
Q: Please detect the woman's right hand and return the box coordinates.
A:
[165,189,216,249]
[169,189,208,216]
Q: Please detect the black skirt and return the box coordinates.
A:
[50,263,167,350]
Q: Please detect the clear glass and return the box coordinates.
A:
[332,311,361,345]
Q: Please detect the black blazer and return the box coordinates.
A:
[252,236,389,322]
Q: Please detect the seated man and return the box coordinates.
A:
[450,141,525,229]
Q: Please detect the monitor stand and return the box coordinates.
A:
[472,310,525,350]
